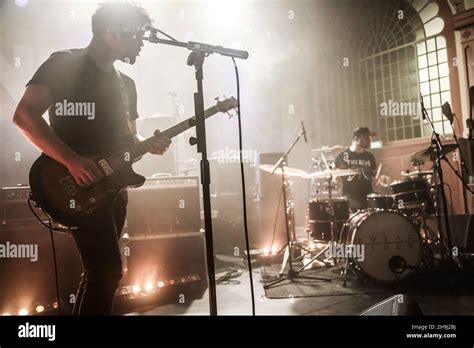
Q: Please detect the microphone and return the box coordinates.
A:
[301,121,308,143]
[441,102,454,124]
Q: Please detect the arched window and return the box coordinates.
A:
[335,0,450,143]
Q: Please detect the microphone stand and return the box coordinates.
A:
[144,27,249,316]
[420,94,460,267]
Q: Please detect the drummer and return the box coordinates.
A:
[335,127,377,212]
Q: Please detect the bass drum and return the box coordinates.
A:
[340,210,422,283]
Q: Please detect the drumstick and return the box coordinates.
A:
[375,163,382,181]
[321,152,329,170]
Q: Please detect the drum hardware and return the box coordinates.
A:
[297,173,349,272]
[263,129,332,291]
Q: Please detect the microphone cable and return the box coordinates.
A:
[231,57,255,316]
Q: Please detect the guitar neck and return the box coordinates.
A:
[111,105,221,162]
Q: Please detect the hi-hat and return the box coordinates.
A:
[304,169,357,179]
[410,143,458,163]
[259,164,308,177]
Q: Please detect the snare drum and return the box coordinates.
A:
[340,210,422,283]
[308,198,349,242]
[366,194,394,210]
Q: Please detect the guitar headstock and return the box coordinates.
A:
[214,95,238,118]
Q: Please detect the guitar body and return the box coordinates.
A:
[29,154,145,227]
[27,96,237,228]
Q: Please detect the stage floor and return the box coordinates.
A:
[125,258,474,316]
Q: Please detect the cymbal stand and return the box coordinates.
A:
[264,133,332,290]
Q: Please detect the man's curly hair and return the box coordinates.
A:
[91,2,152,36]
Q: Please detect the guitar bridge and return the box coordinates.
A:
[98,159,114,176]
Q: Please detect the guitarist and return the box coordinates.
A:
[12,3,171,315]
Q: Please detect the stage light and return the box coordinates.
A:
[53,302,58,309]
[2,313,11,316]
[15,0,29,7]
[157,281,165,288]
[132,285,141,294]
[206,0,245,30]
[145,283,153,292]
[18,308,28,316]
[35,305,44,313]
[262,248,270,255]
[270,246,279,254]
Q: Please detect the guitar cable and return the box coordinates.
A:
[28,196,63,315]
[231,57,256,316]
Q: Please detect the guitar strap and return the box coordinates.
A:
[114,69,134,135]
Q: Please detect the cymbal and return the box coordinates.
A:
[402,170,434,178]
[311,145,345,153]
[410,144,458,163]
[259,164,308,177]
[304,169,357,179]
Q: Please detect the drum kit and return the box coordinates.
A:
[260,142,458,286]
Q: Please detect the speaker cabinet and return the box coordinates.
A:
[255,153,287,250]
[120,232,207,303]
[0,223,82,315]
[126,177,200,236]
[447,214,474,253]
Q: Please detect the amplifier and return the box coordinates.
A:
[126,176,201,236]
[1,185,35,224]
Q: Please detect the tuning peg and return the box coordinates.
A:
[189,137,198,146]
[214,97,220,103]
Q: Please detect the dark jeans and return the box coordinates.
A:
[70,191,127,315]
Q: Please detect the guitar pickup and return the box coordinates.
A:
[59,176,78,196]
[98,159,114,176]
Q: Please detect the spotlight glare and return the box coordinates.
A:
[2,313,11,316]
[36,305,45,313]
[157,281,165,288]
[145,283,153,291]
[15,0,29,7]
[18,308,28,316]
[132,285,141,294]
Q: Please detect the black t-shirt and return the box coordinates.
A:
[334,148,376,198]
[27,48,139,156]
